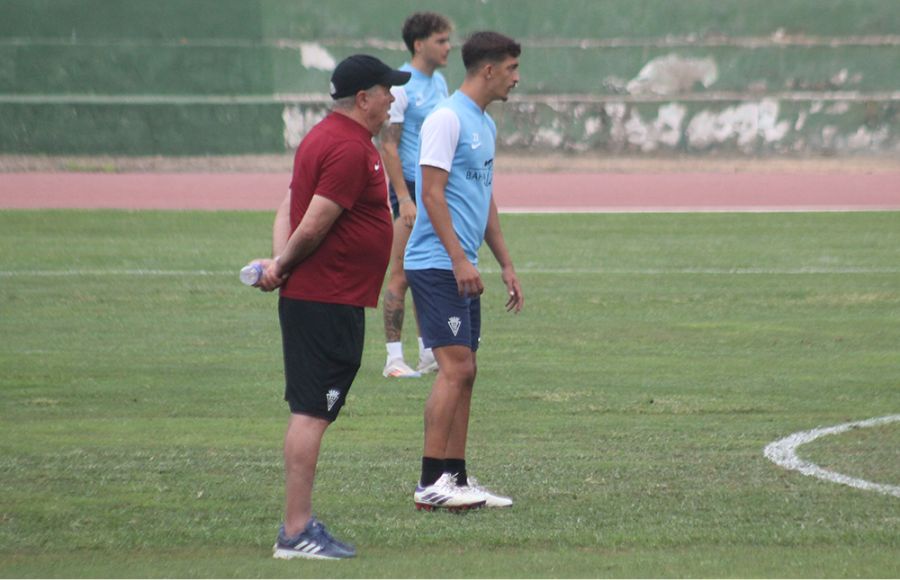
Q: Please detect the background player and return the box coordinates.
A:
[379,12,452,379]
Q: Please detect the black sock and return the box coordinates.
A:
[420,457,445,487]
[445,458,467,486]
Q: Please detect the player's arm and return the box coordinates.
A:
[272,189,291,257]
[420,165,483,297]
[257,195,343,291]
[248,189,292,290]
[484,197,523,313]
[418,107,483,297]
[380,87,416,227]
[381,124,416,228]
[379,124,407,197]
[277,194,343,270]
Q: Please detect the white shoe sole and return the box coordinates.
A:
[414,499,486,512]
[273,547,344,560]
[383,370,421,378]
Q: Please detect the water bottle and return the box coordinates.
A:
[239,262,264,286]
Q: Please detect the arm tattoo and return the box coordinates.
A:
[381,123,402,146]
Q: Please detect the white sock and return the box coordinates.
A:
[418,337,433,361]
[386,341,404,362]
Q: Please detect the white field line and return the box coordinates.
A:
[500,206,900,214]
[764,415,900,498]
[1,267,899,278]
[0,269,229,277]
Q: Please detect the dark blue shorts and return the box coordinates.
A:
[388,179,416,220]
[405,268,481,352]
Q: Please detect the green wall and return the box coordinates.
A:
[2,0,898,155]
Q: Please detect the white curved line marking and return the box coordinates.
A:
[764,415,900,498]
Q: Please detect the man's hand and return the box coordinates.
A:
[501,265,524,313]
[255,258,288,292]
[452,258,484,298]
[398,195,416,229]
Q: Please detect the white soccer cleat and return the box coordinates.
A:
[416,354,439,374]
[383,358,421,379]
[414,473,486,512]
[465,476,513,508]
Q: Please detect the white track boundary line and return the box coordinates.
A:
[764,415,900,498]
[0,269,229,277]
[1,267,900,278]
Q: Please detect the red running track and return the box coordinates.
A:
[1,172,899,212]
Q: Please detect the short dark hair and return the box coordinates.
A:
[401,12,452,54]
[461,31,521,72]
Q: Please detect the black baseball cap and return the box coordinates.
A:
[329,54,411,100]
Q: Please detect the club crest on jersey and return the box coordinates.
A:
[326,389,340,412]
[448,316,462,336]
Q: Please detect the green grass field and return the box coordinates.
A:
[1,210,898,578]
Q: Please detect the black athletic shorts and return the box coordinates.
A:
[278,296,365,422]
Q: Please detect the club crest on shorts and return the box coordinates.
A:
[326,389,340,412]
[448,316,462,337]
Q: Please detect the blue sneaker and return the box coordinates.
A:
[272,517,356,560]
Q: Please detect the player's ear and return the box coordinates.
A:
[355,89,368,110]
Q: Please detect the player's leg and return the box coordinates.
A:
[382,181,420,378]
[424,344,476,459]
[407,269,486,510]
[413,344,485,510]
[442,298,513,507]
[443,350,475,460]
[275,298,361,558]
[283,413,330,536]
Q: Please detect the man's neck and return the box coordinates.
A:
[410,55,437,77]
[333,107,375,135]
[459,80,491,112]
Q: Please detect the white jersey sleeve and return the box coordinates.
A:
[418,107,460,173]
[388,86,408,124]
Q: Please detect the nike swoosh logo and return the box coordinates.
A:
[470,143,481,150]
[374,163,381,171]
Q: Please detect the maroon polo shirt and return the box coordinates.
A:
[280,112,393,307]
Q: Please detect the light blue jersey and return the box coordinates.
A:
[388,63,448,182]
[405,91,496,270]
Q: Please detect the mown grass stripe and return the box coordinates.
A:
[2,266,899,277]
